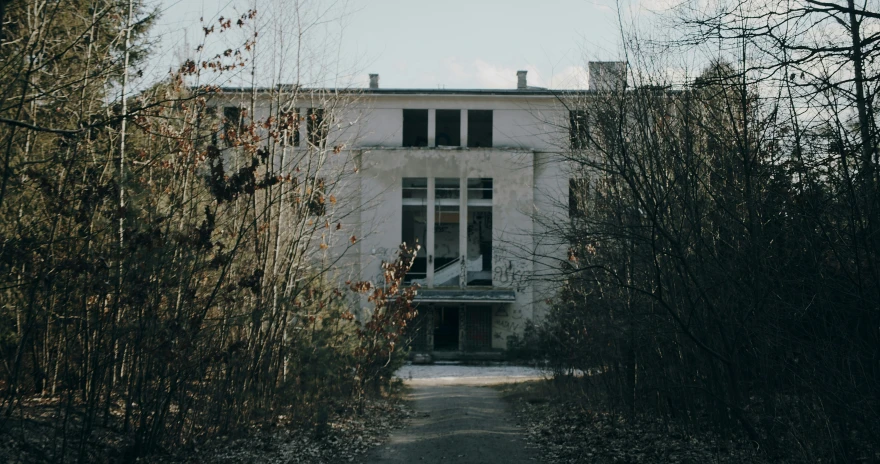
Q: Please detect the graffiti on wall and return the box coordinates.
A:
[492,306,528,342]
[492,259,531,292]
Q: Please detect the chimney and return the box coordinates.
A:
[589,62,626,92]
[517,70,527,90]
[369,73,379,89]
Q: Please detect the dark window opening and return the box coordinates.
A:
[570,110,588,149]
[467,110,492,148]
[308,177,326,216]
[467,178,492,286]
[402,178,428,284]
[403,109,428,147]
[569,178,588,217]
[203,106,218,146]
[435,110,461,146]
[308,108,327,148]
[280,110,300,147]
[222,106,243,147]
[434,178,460,287]
[433,306,459,351]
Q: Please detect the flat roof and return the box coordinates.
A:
[213,86,590,97]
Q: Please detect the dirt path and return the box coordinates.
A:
[363,365,542,463]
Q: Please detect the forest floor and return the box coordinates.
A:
[178,396,411,464]
[498,378,781,464]
[2,364,794,463]
[0,392,411,464]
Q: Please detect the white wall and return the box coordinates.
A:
[207,90,576,347]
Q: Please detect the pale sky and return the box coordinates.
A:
[148,0,659,90]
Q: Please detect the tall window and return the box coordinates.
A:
[222,106,243,147]
[403,109,428,147]
[570,110,588,149]
[467,110,492,148]
[466,178,492,286]
[402,178,428,283]
[280,109,300,147]
[307,108,327,148]
[434,178,460,286]
[308,177,326,216]
[435,110,461,146]
[569,178,588,217]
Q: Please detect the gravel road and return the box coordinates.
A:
[363,364,544,463]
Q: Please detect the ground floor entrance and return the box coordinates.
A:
[408,304,495,355]
[433,306,459,350]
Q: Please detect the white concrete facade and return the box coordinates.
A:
[207,67,619,354]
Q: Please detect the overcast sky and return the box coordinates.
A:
[150,0,662,90]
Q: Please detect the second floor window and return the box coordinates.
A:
[222,106,243,147]
[570,110,588,149]
[279,110,300,147]
[308,108,327,148]
[308,177,326,216]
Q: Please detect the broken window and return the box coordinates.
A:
[280,109,300,147]
[402,178,428,284]
[402,109,428,147]
[467,178,492,286]
[222,106,243,147]
[435,110,461,147]
[307,108,327,148]
[570,110,588,149]
[467,110,492,148]
[569,178,588,217]
[434,178,460,287]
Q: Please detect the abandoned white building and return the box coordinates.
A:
[212,62,623,358]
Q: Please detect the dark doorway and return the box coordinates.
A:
[433,306,459,351]
[465,306,492,350]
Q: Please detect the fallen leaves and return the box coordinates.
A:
[178,399,412,464]
[505,381,779,464]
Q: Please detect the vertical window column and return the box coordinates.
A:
[402,178,428,284]
[466,178,493,286]
[433,178,460,287]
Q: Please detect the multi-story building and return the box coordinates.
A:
[213,63,623,358]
